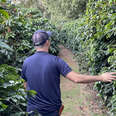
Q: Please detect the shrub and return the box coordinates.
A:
[0,5,60,67]
[0,3,60,115]
[60,0,116,115]
[0,64,26,116]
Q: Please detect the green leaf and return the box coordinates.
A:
[0,41,13,51]
[0,9,9,19]
[0,102,8,109]
[26,90,37,96]
[0,0,6,2]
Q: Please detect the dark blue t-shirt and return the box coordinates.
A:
[21,51,72,114]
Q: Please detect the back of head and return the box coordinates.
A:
[32,30,52,46]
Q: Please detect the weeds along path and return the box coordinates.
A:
[59,45,108,116]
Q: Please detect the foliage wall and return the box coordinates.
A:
[60,0,116,115]
[14,0,88,24]
[0,1,59,115]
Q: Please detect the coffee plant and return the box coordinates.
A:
[0,1,60,115]
[60,0,116,115]
[0,64,26,116]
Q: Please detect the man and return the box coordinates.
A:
[21,30,116,116]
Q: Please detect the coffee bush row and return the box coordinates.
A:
[60,0,116,115]
[0,2,60,115]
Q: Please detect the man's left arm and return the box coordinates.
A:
[24,82,27,88]
[21,61,27,88]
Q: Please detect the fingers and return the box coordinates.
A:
[110,72,116,75]
[103,77,116,82]
[101,72,116,82]
[110,78,116,81]
[106,80,112,82]
[111,76,116,78]
[106,78,116,82]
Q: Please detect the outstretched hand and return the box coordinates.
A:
[100,72,116,82]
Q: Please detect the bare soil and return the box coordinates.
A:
[59,45,108,116]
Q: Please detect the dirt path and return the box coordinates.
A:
[59,45,108,116]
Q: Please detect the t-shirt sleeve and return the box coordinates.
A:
[21,61,27,81]
[56,57,72,77]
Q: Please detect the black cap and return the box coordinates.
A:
[32,30,52,46]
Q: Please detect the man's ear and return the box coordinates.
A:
[46,40,50,46]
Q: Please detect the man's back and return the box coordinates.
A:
[21,51,72,114]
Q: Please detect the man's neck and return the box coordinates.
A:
[36,48,48,53]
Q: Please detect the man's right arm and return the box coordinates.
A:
[56,57,116,83]
[66,71,116,83]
